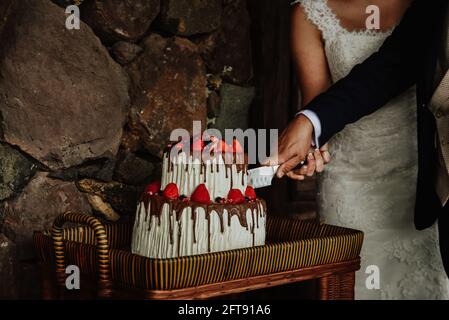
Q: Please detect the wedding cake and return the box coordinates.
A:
[131,137,267,259]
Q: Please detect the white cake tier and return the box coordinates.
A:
[131,198,266,259]
[161,152,247,200]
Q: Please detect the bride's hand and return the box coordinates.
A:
[286,144,331,181]
[262,115,314,177]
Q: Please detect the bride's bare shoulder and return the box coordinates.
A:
[291,1,322,37]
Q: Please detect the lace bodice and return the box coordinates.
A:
[293,0,449,300]
[294,0,394,81]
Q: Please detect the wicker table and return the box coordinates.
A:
[35,212,363,300]
[40,258,360,300]
[136,258,360,300]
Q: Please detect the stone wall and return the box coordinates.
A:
[0,0,255,299]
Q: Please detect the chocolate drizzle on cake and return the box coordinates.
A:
[138,194,267,252]
[134,138,265,258]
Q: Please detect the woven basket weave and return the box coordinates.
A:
[34,212,363,293]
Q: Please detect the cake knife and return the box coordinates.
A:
[248,161,306,189]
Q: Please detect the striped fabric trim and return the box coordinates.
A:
[34,215,363,291]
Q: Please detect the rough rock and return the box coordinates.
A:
[207,91,221,118]
[119,129,141,154]
[81,0,160,44]
[196,0,253,84]
[207,74,223,92]
[0,172,92,261]
[0,1,23,64]
[0,233,17,299]
[111,41,144,65]
[76,179,142,216]
[0,0,129,171]
[126,34,207,158]
[114,150,154,186]
[0,0,18,35]
[49,156,116,182]
[213,83,255,133]
[158,0,222,36]
[51,0,78,8]
[0,143,37,200]
[0,0,16,15]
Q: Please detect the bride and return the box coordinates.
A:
[288,0,449,299]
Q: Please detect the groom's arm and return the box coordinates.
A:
[272,0,441,178]
[306,0,436,145]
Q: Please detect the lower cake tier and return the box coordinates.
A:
[131,196,267,259]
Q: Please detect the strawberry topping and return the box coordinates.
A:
[245,186,257,201]
[162,183,179,200]
[145,181,161,195]
[191,184,211,204]
[227,189,246,204]
[192,137,204,151]
[232,138,244,154]
[225,143,234,153]
[218,140,228,153]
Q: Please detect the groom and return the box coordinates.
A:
[272,0,449,276]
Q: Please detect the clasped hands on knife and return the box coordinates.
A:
[263,114,331,181]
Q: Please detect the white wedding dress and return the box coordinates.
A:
[296,0,449,299]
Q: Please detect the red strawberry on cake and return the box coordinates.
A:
[163,183,179,200]
[191,184,212,204]
[145,181,161,195]
[192,135,204,151]
[245,186,257,201]
[227,189,246,204]
[232,138,244,154]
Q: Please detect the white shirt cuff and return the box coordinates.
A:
[297,110,322,149]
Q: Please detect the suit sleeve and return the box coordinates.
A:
[305,0,433,145]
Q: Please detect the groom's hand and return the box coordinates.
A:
[290,144,331,180]
[263,115,315,178]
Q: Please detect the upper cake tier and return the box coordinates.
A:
[161,138,248,200]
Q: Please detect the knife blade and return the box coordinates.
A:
[247,165,280,189]
[248,161,306,189]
